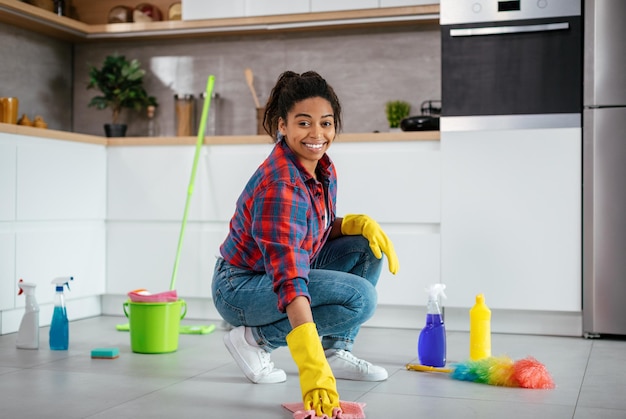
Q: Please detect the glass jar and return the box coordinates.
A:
[174,94,195,137]
[197,91,220,136]
[146,105,159,137]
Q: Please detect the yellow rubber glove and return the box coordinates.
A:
[286,323,340,417]
[341,214,399,274]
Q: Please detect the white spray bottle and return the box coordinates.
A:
[16,279,40,349]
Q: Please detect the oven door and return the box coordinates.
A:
[441,16,582,117]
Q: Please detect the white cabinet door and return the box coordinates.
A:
[330,141,440,223]
[107,144,274,222]
[17,140,106,220]
[107,146,200,221]
[376,229,440,305]
[0,143,16,221]
[441,128,581,311]
[0,232,15,310]
[106,222,225,297]
[16,224,106,304]
[246,0,309,16]
[311,0,378,12]
[182,0,245,20]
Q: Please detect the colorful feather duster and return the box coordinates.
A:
[406,355,555,389]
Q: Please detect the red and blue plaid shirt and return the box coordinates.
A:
[219,140,337,312]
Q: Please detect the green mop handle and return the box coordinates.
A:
[170,75,216,291]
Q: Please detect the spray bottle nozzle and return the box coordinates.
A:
[51,276,74,292]
[426,283,447,301]
[18,279,37,296]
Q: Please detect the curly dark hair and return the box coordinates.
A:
[262,71,342,142]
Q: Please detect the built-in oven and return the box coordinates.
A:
[441,0,582,120]
[439,0,583,318]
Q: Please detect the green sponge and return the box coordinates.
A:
[91,347,120,359]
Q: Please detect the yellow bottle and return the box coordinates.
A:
[469,293,491,360]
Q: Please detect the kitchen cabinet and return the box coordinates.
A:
[441,127,581,312]
[105,140,441,309]
[0,132,106,334]
[183,0,312,20]
[2,127,438,334]
[0,125,584,336]
[0,0,439,41]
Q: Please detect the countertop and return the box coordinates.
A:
[0,123,440,145]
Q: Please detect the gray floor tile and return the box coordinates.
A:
[574,406,626,419]
[0,316,625,418]
[360,392,577,419]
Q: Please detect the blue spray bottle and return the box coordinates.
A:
[49,276,73,351]
[417,283,447,367]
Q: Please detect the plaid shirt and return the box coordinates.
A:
[219,140,337,312]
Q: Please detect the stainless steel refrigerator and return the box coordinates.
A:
[583,0,626,337]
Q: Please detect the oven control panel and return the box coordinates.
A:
[440,0,580,25]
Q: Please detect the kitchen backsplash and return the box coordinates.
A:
[1,22,440,136]
[0,23,73,132]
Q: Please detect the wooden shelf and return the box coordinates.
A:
[107,131,441,146]
[0,0,439,42]
[1,122,439,146]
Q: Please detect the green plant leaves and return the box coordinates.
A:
[385,100,411,128]
[87,53,158,125]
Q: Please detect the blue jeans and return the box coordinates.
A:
[212,235,382,352]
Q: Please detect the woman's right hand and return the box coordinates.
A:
[286,322,340,417]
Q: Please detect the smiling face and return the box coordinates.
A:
[278,96,336,177]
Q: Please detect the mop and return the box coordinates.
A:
[117,75,217,335]
[406,355,555,389]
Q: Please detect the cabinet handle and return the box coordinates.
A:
[450,22,569,37]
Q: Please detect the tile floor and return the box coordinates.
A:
[1,316,625,419]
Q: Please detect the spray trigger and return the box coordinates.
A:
[51,276,74,291]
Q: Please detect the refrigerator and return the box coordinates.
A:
[583,0,626,337]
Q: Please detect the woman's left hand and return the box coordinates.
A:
[341,214,399,274]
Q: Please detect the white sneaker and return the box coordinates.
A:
[223,326,286,384]
[325,349,388,382]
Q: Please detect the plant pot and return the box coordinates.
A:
[104,123,127,137]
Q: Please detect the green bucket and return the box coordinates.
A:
[123,299,187,354]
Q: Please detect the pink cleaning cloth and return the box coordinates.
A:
[127,289,178,302]
[282,401,366,419]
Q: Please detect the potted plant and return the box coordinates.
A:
[385,100,411,131]
[87,54,158,137]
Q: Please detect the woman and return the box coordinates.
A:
[212,70,399,417]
